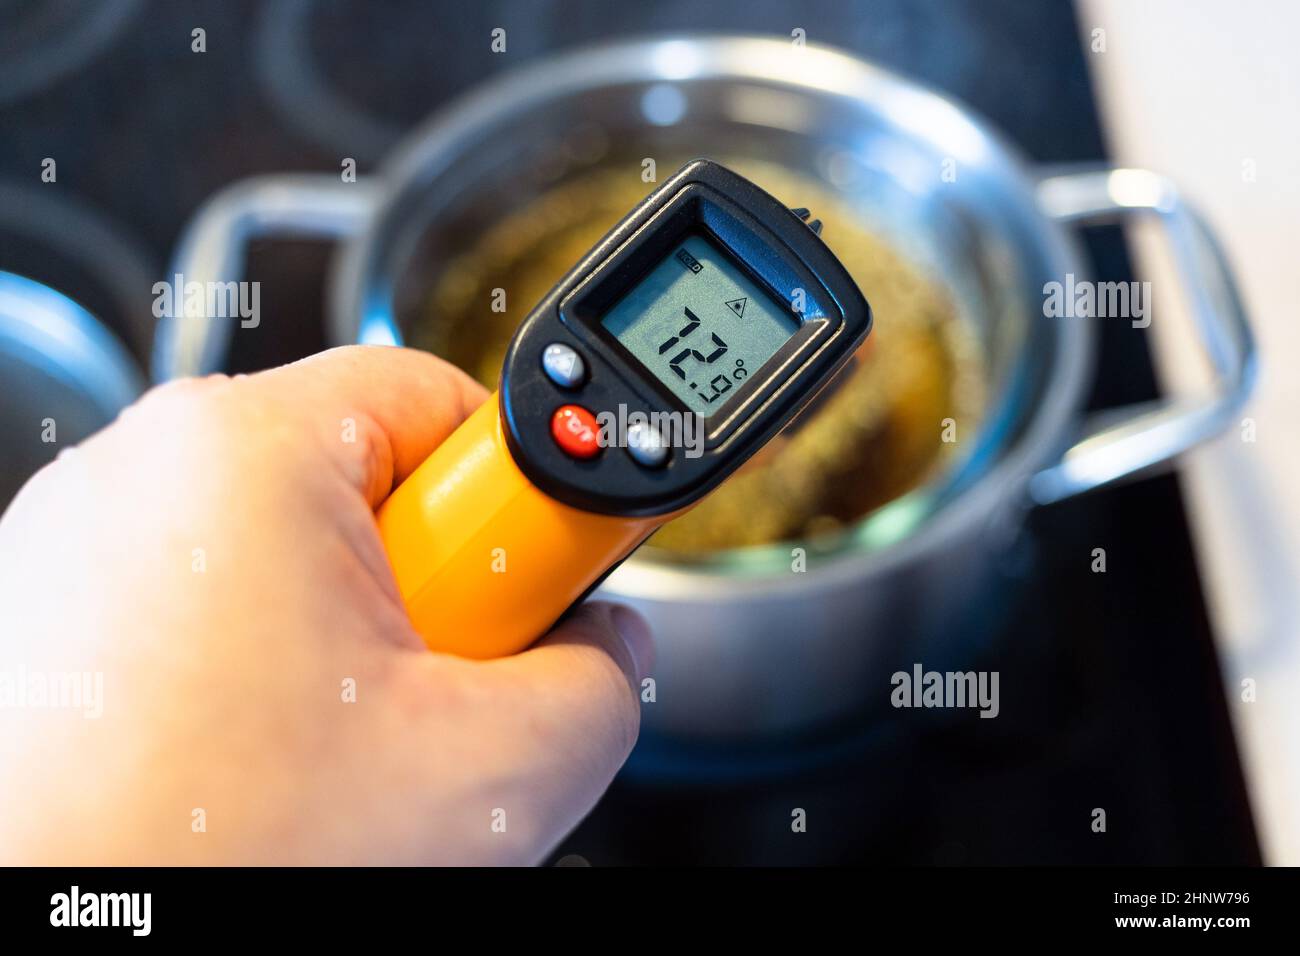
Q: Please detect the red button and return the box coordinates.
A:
[551,405,601,459]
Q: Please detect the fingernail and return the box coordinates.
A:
[609,604,654,683]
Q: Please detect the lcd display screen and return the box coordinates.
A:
[600,234,799,416]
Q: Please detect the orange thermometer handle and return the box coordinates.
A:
[376,393,663,658]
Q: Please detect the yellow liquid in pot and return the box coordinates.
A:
[413,161,984,556]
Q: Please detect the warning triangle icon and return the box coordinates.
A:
[725,297,747,318]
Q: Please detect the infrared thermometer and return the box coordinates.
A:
[376,160,872,658]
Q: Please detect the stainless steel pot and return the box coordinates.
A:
[153,37,1255,749]
[1,272,144,509]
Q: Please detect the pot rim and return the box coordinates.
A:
[330,34,1095,592]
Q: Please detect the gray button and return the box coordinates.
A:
[542,342,585,388]
[626,421,669,468]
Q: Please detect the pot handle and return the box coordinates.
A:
[1028,166,1258,504]
[151,174,382,382]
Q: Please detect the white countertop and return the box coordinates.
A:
[1080,0,1300,863]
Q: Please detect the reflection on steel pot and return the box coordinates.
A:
[154,37,1255,753]
[0,272,144,510]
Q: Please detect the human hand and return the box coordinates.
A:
[0,346,651,865]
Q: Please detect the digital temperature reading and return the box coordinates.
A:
[600,234,799,416]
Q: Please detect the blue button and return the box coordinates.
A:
[542,342,585,389]
[626,421,669,468]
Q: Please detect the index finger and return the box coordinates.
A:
[258,345,490,506]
